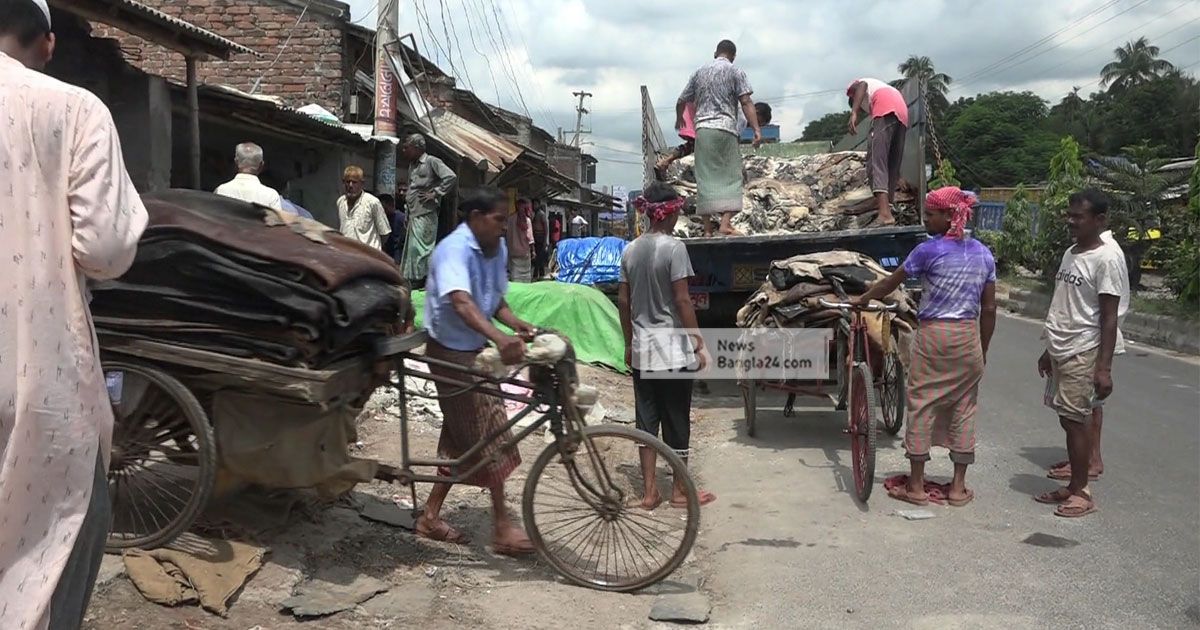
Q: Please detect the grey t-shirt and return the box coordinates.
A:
[678,57,753,136]
[620,232,696,371]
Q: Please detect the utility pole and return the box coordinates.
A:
[374,0,399,193]
[571,90,592,147]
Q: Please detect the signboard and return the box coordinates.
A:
[373,50,398,137]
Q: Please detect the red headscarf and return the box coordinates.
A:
[925,186,978,240]
[633,196,685,223]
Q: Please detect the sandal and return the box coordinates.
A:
[1046,464,1100,481]
[1054,495,1098,518]
[670,490,717,509]
[947,489,975,507]
[1034,488,1072,505]
[415,517,470,545]
[887,484,929,506]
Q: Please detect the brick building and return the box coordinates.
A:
[92,0,359,117]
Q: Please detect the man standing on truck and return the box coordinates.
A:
[847,78,909,226]
[678,39,762,237]
[853,187,997,507]
[619,182,717,510]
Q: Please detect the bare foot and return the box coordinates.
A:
[669,489,716,508]
[947,488,974,507]
[887,483,928,506]
[717,227,744,236]
[1047,462,1102,480]
[633,490,664,510]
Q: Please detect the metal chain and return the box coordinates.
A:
[922,83,945,168]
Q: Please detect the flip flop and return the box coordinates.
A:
[1054,495,1098,518]
[886,484,929,506]
[1034,488,1072,505]
[1046,466,1101,481]
[492,539,536,557]
[947,489,975,507]
[670,490,716,509]
[415,518,470,545]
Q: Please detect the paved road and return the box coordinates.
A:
[689,313,1199,629]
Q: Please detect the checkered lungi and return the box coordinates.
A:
[904,319,984,464]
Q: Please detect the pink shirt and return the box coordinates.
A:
[678,102,697,141]
[857,78,909,127]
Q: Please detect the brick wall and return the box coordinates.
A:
[92,0,349,116]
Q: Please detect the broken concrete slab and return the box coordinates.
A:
[358,584,436,618]
[95,554,126,588]
[649,592,711,624]
[281,569,389,618]
[236,548,305,607]
[359,497,416,530]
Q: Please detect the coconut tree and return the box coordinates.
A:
[1100,37,1176,93]
[897,55,952,116]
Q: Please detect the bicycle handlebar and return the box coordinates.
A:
[818,298,900,312]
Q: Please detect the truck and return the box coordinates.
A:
[638,79,930,323]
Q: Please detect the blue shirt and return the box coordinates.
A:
[902,237,996,320]
[425,222,509,351]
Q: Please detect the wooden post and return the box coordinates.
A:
[186,56,201,189]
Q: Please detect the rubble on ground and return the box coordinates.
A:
[666,152,918,238]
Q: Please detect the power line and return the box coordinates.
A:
[469,0,529,117]
[414,0,459,79]
[957,0,1156,90]
[457,0,502,104]
[497,0,561,130]
[478,0,532,118]
[1160,33,1200,56]
[438,0,475,92]
[953,0,1122,87]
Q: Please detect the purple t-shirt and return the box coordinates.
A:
[903,237,996,320]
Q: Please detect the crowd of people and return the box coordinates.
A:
[0,4,1136,626]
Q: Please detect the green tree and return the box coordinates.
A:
[1164,139,1199,302]
[1097,71,1199,157]
[1035,137,1086,280]
[943,91,1059,189]
[979,184,1036,274]
[800,110,851,142]
[928,159,960,189]
[1090,142,1191,290]
[1101,37,1176,93]
[897,55,952,119]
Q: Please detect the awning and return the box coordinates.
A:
[50,0,258,60]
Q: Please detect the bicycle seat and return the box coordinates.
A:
[373,330,429,359]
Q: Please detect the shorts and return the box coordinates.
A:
[1049,347,1099,423]
[632,368,694,458]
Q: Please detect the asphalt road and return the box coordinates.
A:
[688,312,1200,630]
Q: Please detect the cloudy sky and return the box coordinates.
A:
[347,0,1199,190]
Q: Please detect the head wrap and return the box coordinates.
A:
[845,79,861,97]
[925,186,978,240]
[632,196,685,223]
[28,0,50,28]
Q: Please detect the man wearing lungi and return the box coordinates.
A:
[677,39,762,237]
[1034,189,1127,518]
[418,187,538,555]
[847,78,909,226]
[401,134,457,288]
[2,1,149,626]
[854,187,997,506]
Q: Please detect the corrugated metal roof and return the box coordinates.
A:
[52,0,258,59]
[429,108,523,173]
[169,83,369,147]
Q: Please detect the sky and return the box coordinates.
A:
[346,0,1200,191]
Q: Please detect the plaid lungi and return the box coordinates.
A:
[426,340,521,487]
[904,320,984,464]
[694,128,744,216]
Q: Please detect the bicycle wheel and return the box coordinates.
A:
[104,360,216,550]
[522,425,700,592]
[880,352,906,436]
[742,380,758,437]
[834,325,849,411]
[848,363,878,503]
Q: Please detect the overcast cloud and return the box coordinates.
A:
[348,0,1199,190]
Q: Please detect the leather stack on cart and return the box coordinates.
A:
[90,190,409,368]
[735,250,917,358]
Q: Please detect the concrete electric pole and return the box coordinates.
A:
[374,0,400,192]
[571,90,592,148]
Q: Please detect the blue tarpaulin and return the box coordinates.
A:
[554,236,627,285]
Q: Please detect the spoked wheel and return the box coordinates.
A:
[741,379,758,437]
[104,360,216,551]
[522,425,700,592]
[880,352,906,436]
[848,363,878,503]
[834,327,849,411]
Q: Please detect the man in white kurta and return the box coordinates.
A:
[0,2,149,627]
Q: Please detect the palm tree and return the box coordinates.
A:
[1100,37,1176,92]
[897,55,952,114]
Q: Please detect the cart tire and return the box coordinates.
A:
[742,380,758,438]
[849,363,878,503]
[103,360,216,551]
[522,425,699,592]
[880,352,906,436]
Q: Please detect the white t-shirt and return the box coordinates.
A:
[570,215,588,237]
[1043,239,1130,360]
[214,173,284,211]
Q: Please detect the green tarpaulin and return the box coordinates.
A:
[411,281,628,373]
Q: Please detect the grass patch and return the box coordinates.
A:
[999,273,1050,292]
[1132,295,1200,321]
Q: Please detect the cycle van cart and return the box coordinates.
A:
[100,328,699,592]
[737,294,905,503]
